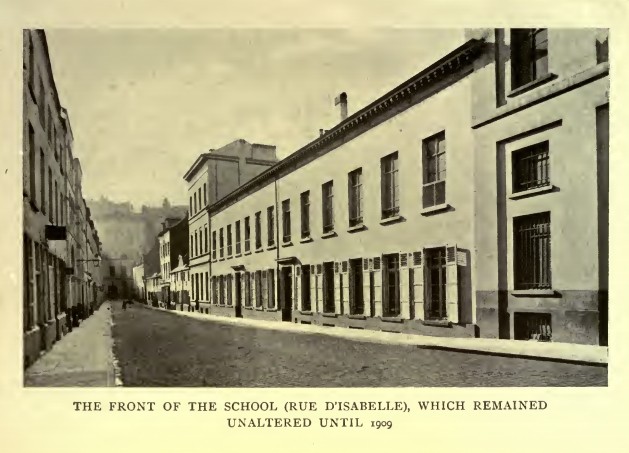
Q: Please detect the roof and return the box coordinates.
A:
[206,38,484,214]
[182,152,213,182]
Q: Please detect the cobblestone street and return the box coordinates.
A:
[111,303,607,387]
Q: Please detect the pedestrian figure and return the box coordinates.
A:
[122,300,127,310]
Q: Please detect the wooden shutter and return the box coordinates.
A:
[446,245,459,323]
[251,272,257,307]
[400,253,411,319]
[261,271,268,308]
[373,256,383,317]
[267,269,275,309]
[410,251,424,320]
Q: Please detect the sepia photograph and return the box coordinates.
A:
[21,27,609,388]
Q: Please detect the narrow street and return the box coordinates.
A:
[109,303,607,387]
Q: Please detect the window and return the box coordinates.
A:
[212,231,217,260]
[110,266,116,277]
[194,231,198,257]
[255,271,262,307]
[300,191,310,238]
[512,141,550,193]
[40,150,45,214]
[244,272,251,307]
[189,196,192,213]
[38,77,44,121]
[190,235,194,257]
[219,228,224,258]
[301,265,311,312]
[348,168,363,226]
[514,212,551,290]
[322,262,335,313]
[511,28,549,90]
[425,248,447,320]
[383,254,400,317]
[203,183,207,206]
[267,206,275,246]
[235,220,241,254]
[204,226,209,253]
[422,133,446,208]
[255,212,262,249]
[194,192,197,214]
[227,225,233,256]
[48,168,53,223]
[212,276,218,304]
[282,199,291,243]
[381,152,399,218]
[322,181,334,233]
[244,217,251,252]
[28,34,35,93]
[28,123,35,198]
[54,181,58,224]
[349,259,364,315]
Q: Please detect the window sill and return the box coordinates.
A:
[420,203,451,216]
[244,306,254,310]
[322,312,338,318]
[511,289,558,297]
[507,73,558,98]
[347,224,367,233]
[234,253,242,258]
[267,244,277,251]
[265,308,279,312]
[219,258,225,262]
[255,307,265,311]
[282,241,293,248]
[380,215,404,225]
[299,310,313,316]
[509,185,555,200]
[348,314,366,320]
[422,319,452,327]
[321,231,337,239]
[380,316,404,323]
[255,248,264,254]
[299,236,313,244]
[244,251,252,256]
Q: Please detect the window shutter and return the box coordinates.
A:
[410,250,424,320]
[363,258,369,272]
[341,261,349,315]
[445,245,459,323]
[400,253,411,319]
[240,272,246,307]
[309,266,317,312]
[373,256,383,317]
[251,273,257,307]
[268,269,275,309]
[316,266,324,312]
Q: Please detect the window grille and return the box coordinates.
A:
[512,141,550,192]
[514,212,551,290]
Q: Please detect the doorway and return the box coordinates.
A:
[281,267,292,321]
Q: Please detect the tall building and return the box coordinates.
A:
[188,28,608,346]
[22,29,103,368]
[183,139,278,313]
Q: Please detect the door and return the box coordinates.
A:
[426,248,447,320]
[235,273,243,318]
[281,267,292,321]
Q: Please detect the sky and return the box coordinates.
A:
[45,28,463,208]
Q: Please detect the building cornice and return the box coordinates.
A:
[208,38,484,215]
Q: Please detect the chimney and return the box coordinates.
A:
[334,92,348,121]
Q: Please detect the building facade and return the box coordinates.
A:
[468,28,609,345]
[22,29,103,368]
[101,255,135,300]
[183,139,278,313]
[188,29,609,346]
[132,263,145,300]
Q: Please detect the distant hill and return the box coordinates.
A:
[88,196,187,263]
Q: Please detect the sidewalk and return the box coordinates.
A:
[24,302,118,387]
[150,305,608,366]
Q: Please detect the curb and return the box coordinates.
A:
[108,304,124,387]
[137,303,608,367]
